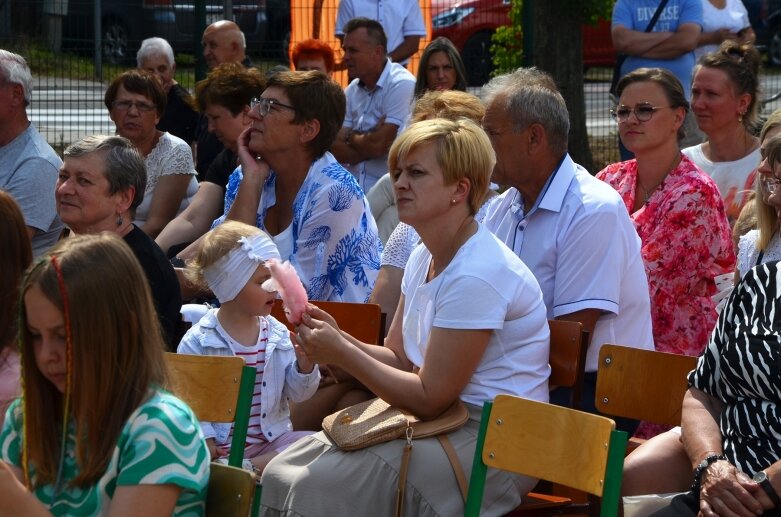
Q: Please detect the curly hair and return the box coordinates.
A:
[193,62,266,115]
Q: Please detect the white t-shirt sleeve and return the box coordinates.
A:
[334,0,354,36]
[402,0,427,36]
[433,275,508,331]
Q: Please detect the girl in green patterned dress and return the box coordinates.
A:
[0,233,210,516]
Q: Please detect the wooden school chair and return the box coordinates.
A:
[272,299,383,344]
[164,353,256,467]
[465,394,628,517]
[499,319,590,513]
[206,463,256,517]
[548,319,589,410]
[594,344,697,450]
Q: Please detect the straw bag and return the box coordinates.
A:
[322,398,470,517]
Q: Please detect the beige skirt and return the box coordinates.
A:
[259,403,536,517]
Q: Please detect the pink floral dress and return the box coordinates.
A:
[597,155,735,358]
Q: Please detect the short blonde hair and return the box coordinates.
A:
[410,90,484,125]
[388,118,494,215]
[185,221,267,289]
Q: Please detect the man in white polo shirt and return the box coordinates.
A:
[481,67,654,432]
[331,18,415,192]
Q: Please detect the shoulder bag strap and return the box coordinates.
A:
[645,0,672,34]
[612,0,673,95]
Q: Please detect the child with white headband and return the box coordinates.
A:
[178,220,320,473]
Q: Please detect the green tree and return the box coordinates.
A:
[491,0,614,172]
[490,0,523,75]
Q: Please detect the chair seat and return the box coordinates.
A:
[514,491,573,509]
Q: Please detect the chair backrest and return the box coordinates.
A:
[548,319,589,409]
[272,299,383,345]
[465,395,626,517]
[164,353,256,467]
[594,344,698,426]
[206,463,255,517]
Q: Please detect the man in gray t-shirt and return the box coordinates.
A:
[0,50,63,257]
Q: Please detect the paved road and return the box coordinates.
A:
[30,75,781,147]
[29,78,114,146]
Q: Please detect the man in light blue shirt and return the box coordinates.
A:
[481,68,654,432]
[331,18,415,193]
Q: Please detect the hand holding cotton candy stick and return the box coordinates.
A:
[263,259,308,325]
[262,259,329,378]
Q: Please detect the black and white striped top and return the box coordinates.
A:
[689,260,781,475]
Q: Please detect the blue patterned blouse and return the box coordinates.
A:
[215,152,382,303]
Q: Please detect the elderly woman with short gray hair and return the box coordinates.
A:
[55,134,182,349]
[137,37,199,144]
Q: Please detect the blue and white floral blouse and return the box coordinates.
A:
[215,152,382,302]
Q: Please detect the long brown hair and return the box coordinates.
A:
[19,233,167,487]
[0,190,32,352]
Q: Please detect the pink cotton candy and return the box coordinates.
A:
[267,259,308,325]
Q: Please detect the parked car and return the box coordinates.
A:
[432,0,615,86]
[57,0,268,63]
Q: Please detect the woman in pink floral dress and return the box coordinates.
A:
[597,68,735,359]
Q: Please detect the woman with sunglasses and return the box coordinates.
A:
[683,41,762,226]
[597,67,734,368]
[104,70,198,239]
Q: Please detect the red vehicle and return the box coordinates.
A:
[432,0,615,86]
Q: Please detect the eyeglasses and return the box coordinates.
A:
[112,100,156,113]
[610,103,671,123]
[250,97,296,117]
[763,177,781,195]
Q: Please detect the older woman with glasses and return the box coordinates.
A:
[105,70,198,239]
[216,70,382,304]
[597,68,734,384]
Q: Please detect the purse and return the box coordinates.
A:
[609,0,671,100]
[322,397,470,517]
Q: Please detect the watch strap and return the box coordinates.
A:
[757,472,781,508]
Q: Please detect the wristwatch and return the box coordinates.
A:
[691,453,727,493]
[753,470,781,508]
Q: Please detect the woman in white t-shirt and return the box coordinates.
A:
[694,0,754,61]
[684,41,762,225]
[258,118,551,516]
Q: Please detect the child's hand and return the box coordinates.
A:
[292,332,315,374]
[206,439,229,460]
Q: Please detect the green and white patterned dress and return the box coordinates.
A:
[0,389,210,516]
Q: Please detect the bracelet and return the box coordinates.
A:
[691,453,727,493]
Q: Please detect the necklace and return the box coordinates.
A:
[637,153,680,204]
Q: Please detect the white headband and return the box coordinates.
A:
[203,233,281,303]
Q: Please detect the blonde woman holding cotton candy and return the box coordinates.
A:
[178,220,319,474]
